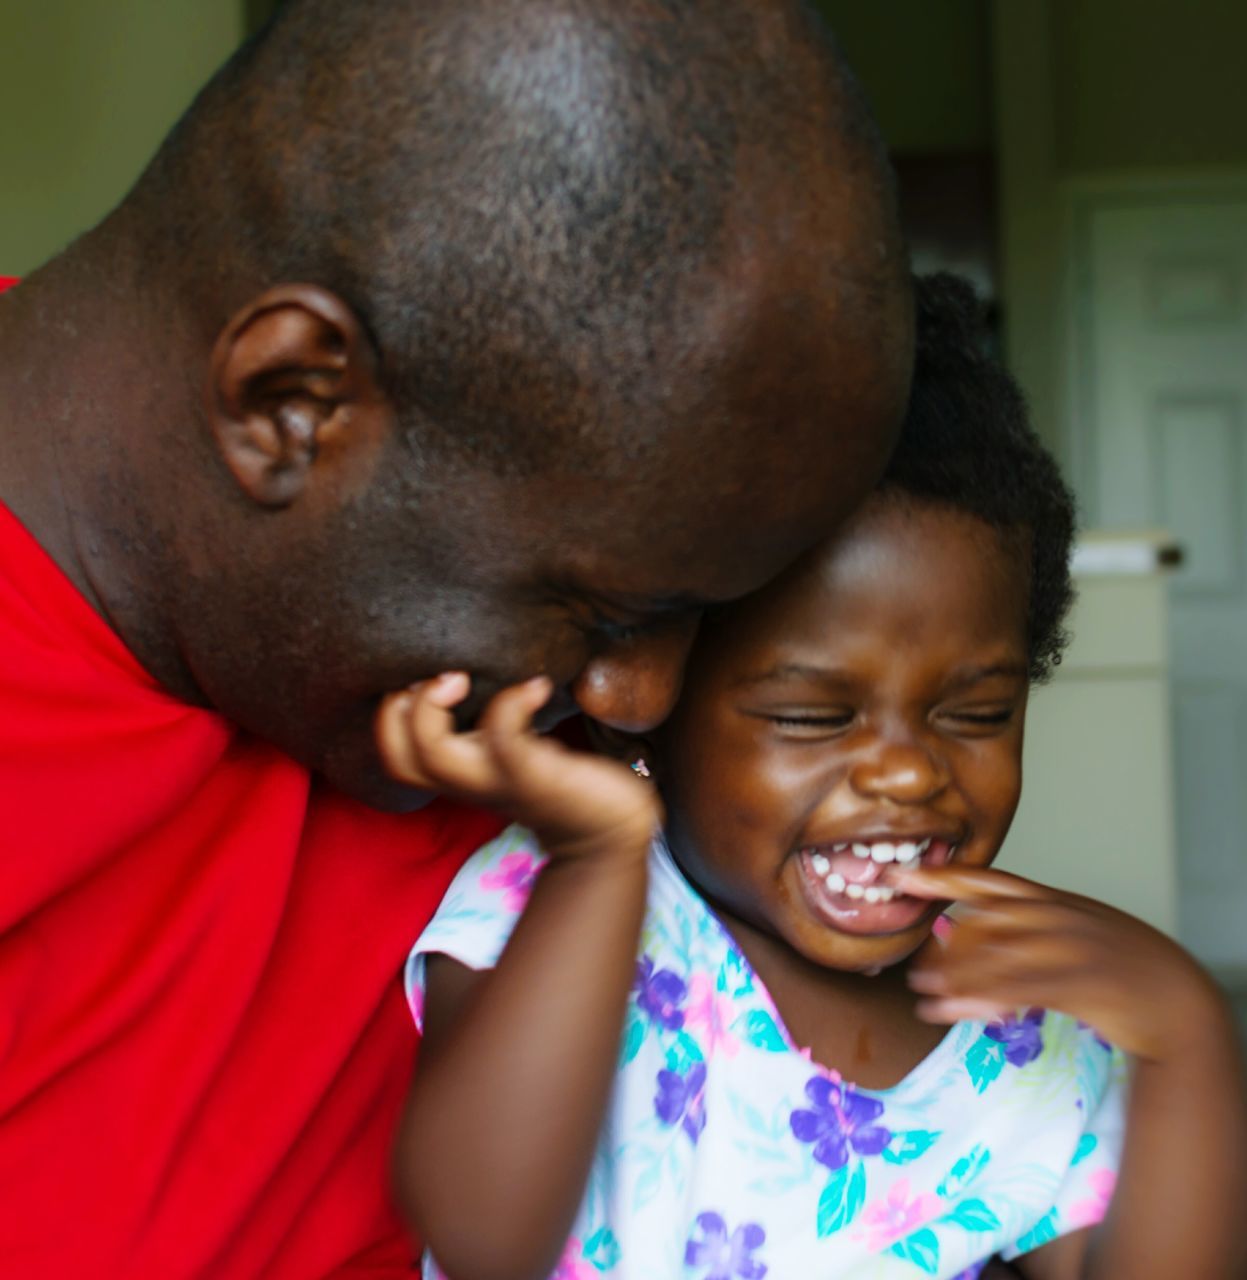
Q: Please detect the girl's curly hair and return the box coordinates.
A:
[881,273,1078,682]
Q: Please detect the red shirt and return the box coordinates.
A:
[0,285,501,1277]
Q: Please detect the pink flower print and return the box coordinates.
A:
[480,851,541,912]
[1068,1167,1117,1228]
[407,982,424,1027]
[858,1179,943,1251]
[551,1237,598,1280]
[685,973,741,1059]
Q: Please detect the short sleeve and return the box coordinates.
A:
[1002,1024,1130,1259]
[403,822,547,1031]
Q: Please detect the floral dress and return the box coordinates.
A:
[407,825,1127,1279]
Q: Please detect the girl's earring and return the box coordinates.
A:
[630,757,652,779]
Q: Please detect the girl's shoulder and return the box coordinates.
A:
[405,823,549,1026]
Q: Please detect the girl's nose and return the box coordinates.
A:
[848,738,951,805]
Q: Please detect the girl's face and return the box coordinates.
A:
[657,493,1032,974]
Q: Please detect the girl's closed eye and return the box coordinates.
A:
[939,703,1019,732]
[754,707,855,734]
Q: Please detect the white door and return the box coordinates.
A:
[1072,183,1247,971]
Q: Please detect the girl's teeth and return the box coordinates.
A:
[819,865,897,902]
[852,843,871,859]
[831,843,849,853]
[870,842,896,863]
[811,853,831,875]
[849,884,898,905]
[895,841,921,864]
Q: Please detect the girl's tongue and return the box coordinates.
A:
[823,848,884,885]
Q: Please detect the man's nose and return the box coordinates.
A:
[571,617,701,733]
[848,734,951,805]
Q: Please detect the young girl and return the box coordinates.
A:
[378,275,1247,1280]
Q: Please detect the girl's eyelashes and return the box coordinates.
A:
[761,710,855,732]
[941,705,1018,731]
[750,705,1019,736]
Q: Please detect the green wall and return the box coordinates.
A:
[1,1,243,275]
[816,0,1247,171]
[815,0,992,154]
[1052,0,1247,173]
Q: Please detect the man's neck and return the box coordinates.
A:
[0,257,101,613]
[0,240,205,705]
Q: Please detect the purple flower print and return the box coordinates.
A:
[985,1008,1046,1067]
[1077,1019,1114,1053]
[789,1076,891,1170]
[654,1062,707,1142]
[633,955,687,1030]
[684,1212,767,1279]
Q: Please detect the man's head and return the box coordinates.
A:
[32,0,913,807]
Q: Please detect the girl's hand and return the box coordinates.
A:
[895,865,1227,1063]
[376,672,660,860]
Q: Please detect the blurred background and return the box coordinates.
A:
[3,1,1245,1024]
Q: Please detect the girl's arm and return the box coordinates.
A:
[378,674,659,1280]
[897,864,1247,1280]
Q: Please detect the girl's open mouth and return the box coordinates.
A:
[794,837,958,935]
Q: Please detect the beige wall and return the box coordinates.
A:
[1,1,243,275]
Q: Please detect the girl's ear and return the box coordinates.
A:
[585,719,658,778]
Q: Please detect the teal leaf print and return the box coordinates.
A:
[888,1227,941,1274]
[665,1029,706,1074]
[882,1129,942,1165]
[966,1034,1006,1094]
[584,1227,621,1271]
[620,1011,646,1066]
[937,1145,991,1198]
[718,948,755,999]
[1073,1133,1098,1166]
[632,1156,664,1211]
[816,1159,866,1237]
[940,1198,1001,1232]
[733,1009,787,1053]
[1016,1207,1059,1253]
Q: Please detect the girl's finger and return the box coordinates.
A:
[376,692,432,784]
[477,676,553,742]
[421,671,472,708]
[404,680,502,791]
[890,864,1049,904]
[914,996,1015,1025]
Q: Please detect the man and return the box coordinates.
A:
[0,1,911,1275]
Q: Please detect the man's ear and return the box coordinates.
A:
[207,284,391,507]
